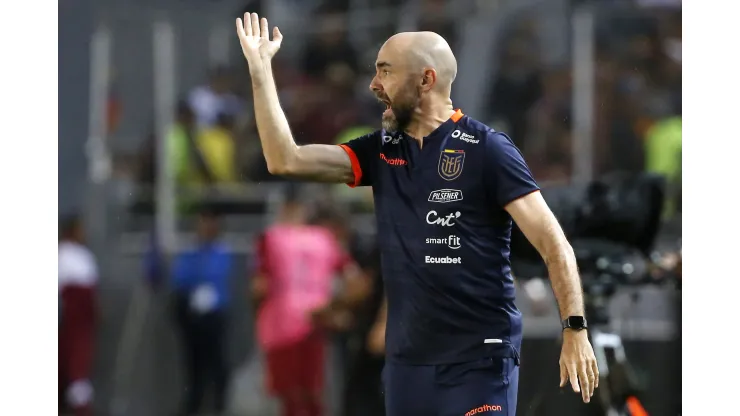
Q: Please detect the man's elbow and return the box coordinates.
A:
[541,238,575,267]
[266,161,288,176]
[266,148,300,176]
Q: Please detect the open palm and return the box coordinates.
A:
[235,13,283,62]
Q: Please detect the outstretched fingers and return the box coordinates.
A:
[244,13,252,37]
[235,17,245,39]
[250,13,260,38]
[260,17,269,39]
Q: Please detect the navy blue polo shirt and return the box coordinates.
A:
[339,110,540,365]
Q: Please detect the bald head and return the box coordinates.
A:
[371,31,457,132]
[380,31,457,91]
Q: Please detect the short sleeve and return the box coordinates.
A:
[485,132,540,207]
[338,130,381,187]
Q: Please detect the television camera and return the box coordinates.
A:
[512,173,680,416]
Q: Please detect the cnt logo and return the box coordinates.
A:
[426,210,461,227]
[451,129,479,144]
[428,189,463,203]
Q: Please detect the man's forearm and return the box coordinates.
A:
[544,242,585,319]
[250,61,298,174]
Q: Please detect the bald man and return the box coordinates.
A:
[236,13,599,416]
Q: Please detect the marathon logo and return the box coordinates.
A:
[425,256,462,264]
[380,153,408,166]
[465,404,503,415]
[428,189,463,203]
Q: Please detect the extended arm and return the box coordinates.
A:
[245,34,355,182]
[505,191,584,319]
[506,191,600,402]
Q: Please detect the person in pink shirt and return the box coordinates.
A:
[251,195,365,416]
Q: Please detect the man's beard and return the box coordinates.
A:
[381,87,419,133]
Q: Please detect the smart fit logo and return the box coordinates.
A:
[465,404,503,415]
[380,153,408,166]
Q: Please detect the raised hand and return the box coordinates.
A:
[235,13,283,65]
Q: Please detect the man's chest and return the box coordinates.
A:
[372,137,491,230]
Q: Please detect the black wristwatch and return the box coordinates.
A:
[561,316,588,331]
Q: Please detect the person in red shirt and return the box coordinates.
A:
[58,215,98,416]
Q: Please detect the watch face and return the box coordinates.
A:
[569,316,586,328]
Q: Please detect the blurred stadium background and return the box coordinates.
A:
[59,0,681,415]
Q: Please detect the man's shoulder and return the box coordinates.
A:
[456,116,508,144]
[339,130,384,159]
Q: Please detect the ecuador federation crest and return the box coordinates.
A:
[438,149,465,181]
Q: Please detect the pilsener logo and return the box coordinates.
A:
[380,153,407,166]
[465,404,503,415]
[428,189,463,203]
[425,256,462,264]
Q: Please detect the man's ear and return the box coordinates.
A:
[420,68,437,91]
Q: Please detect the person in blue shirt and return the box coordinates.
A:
[172,207,232,416]
[236,14,599,416]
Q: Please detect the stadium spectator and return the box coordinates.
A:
[301,11,359,81]
[188,66,243,128]
[136,101,198,187]
[59,215,98,416]
[172,208,233,416]
[196,112,238,183]
[644,114,682,216]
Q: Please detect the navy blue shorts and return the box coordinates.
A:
[383,357,520,416]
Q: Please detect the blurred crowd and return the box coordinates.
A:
[135,1,391,189]
[60,193,388,416]
[125,0,680,197]
[486,6,681,183]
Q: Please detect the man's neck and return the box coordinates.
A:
[405,101,455,144]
